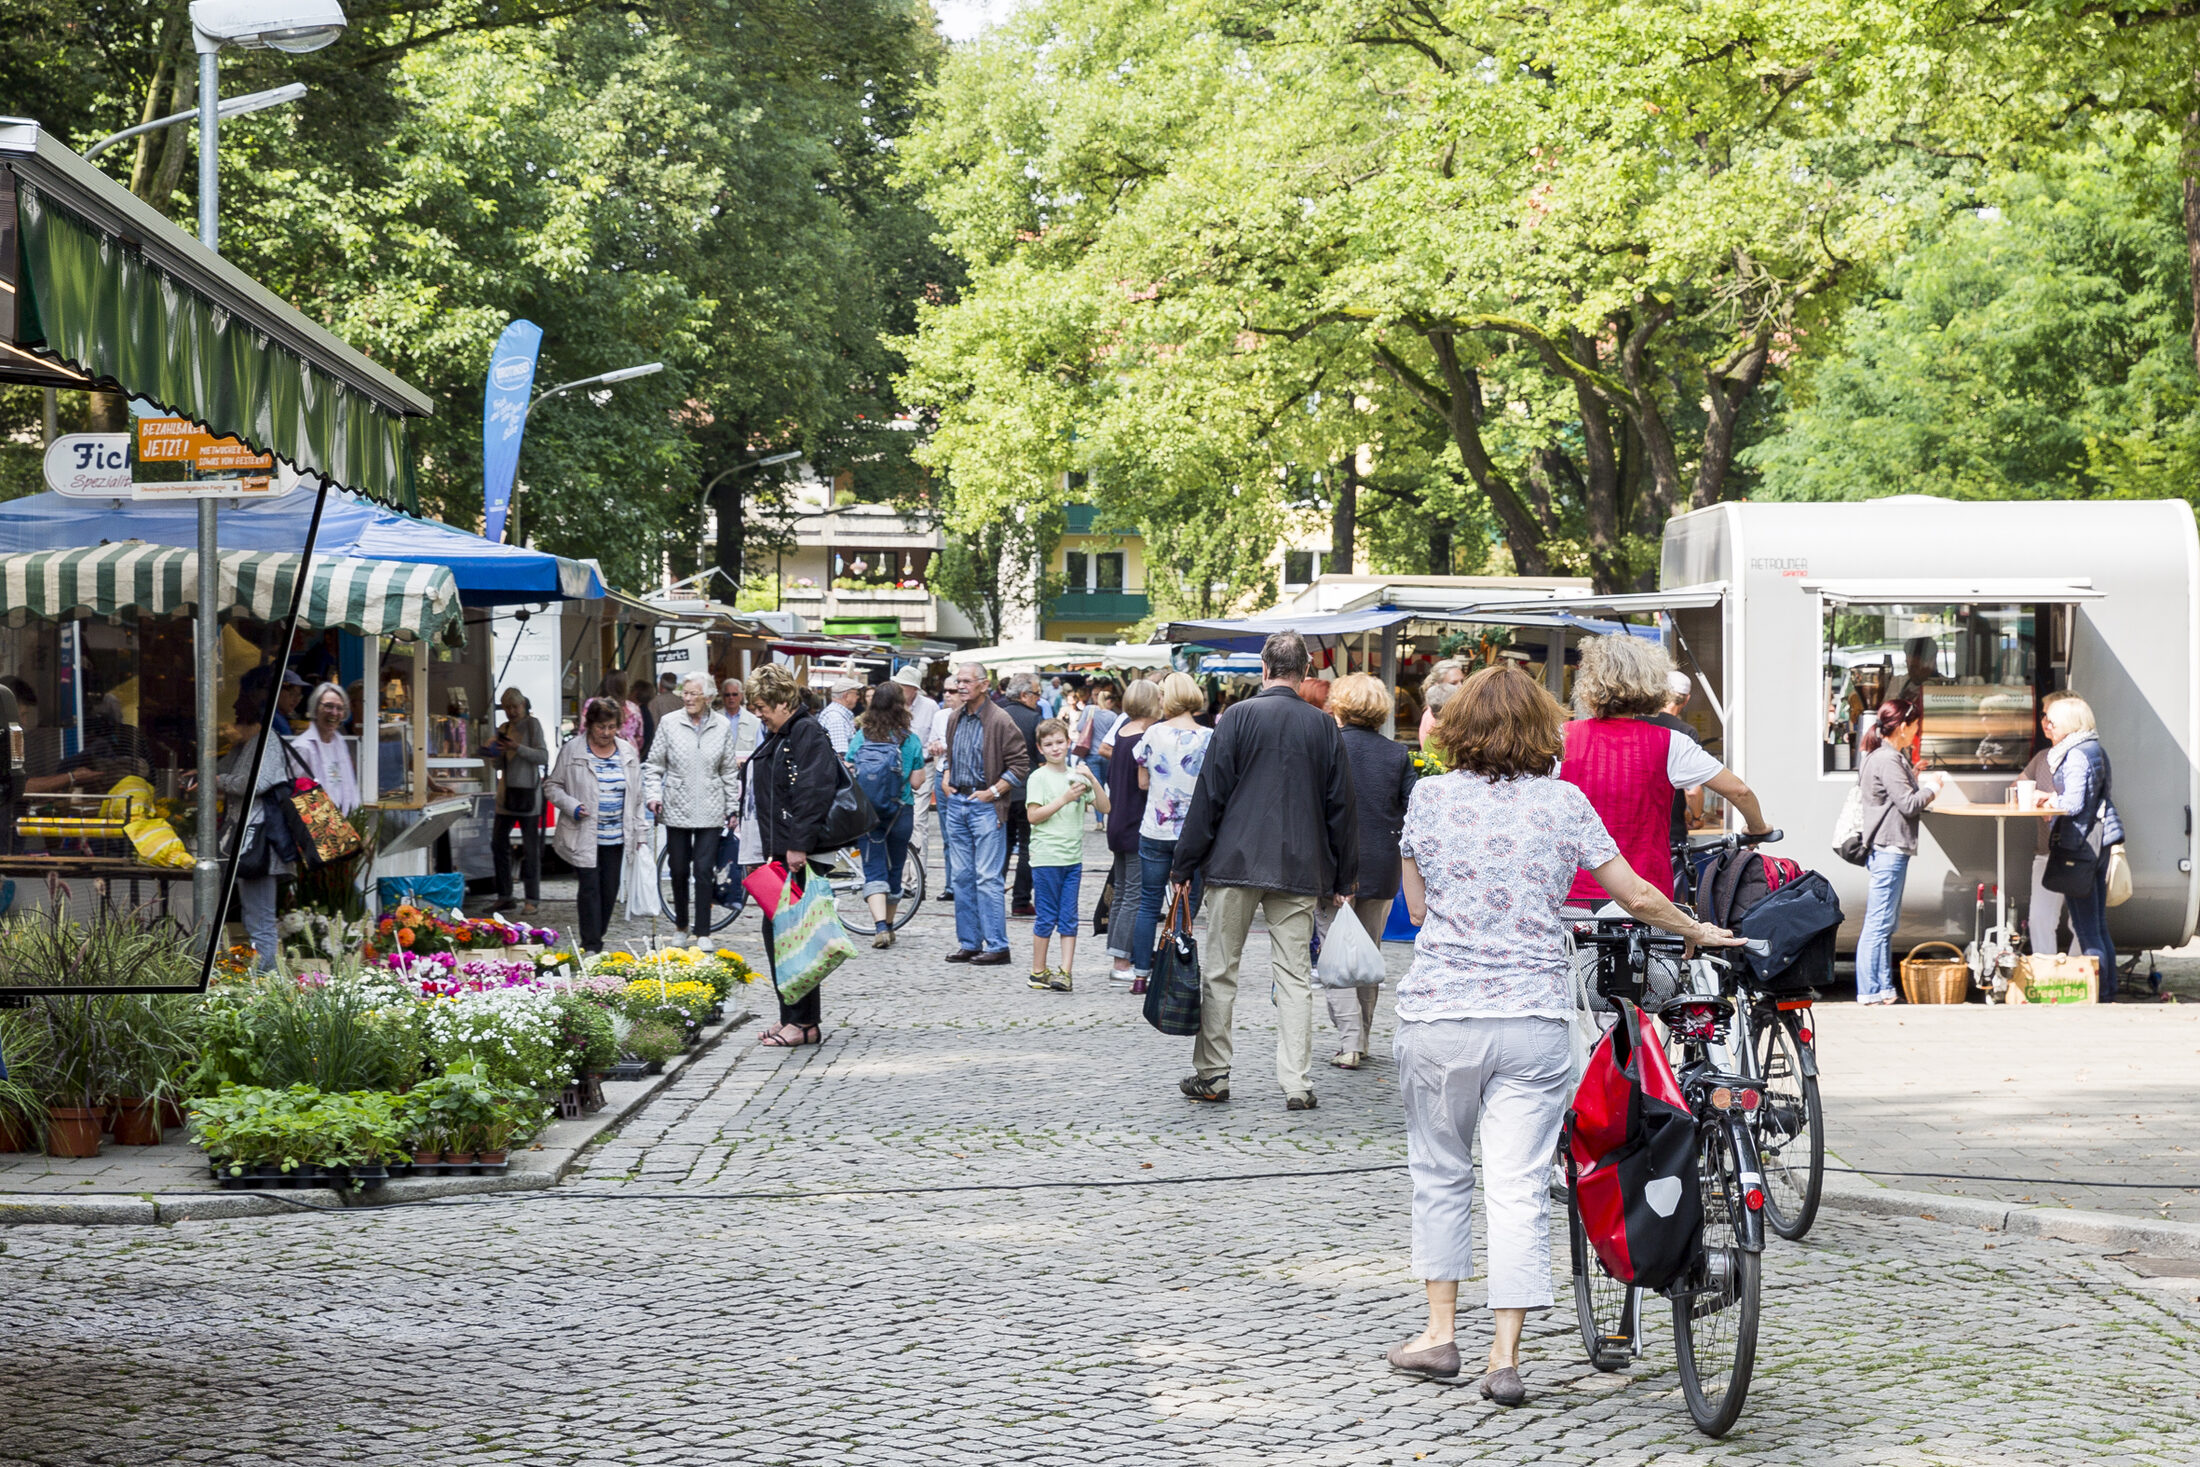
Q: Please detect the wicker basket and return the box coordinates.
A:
[1900,941,1971,1005]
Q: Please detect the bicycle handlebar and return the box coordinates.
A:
[1674,827,1783,856]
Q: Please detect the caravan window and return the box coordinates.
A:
[1823,603,2040,774]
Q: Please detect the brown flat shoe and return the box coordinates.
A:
[1479,1365,1526,1406]
[1386,1339,1460,1379]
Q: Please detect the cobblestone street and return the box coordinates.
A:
[1,871,2196,1466]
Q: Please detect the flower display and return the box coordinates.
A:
[370,905,561,959]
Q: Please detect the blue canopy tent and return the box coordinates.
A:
[0,491,603,606]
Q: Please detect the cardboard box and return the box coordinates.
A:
[2008,955,2098,1004]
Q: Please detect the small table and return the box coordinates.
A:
[1925,802,2057,958]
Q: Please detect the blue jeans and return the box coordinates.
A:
[1857,847,1908,1000]
[1132,833,1205,978]
[1031,864,1083,938]
[935,770,957,896]
[860,804,914,905]
[2066,857,2118,1002]
[944,792,1009,954]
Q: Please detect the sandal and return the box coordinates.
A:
[801,1024,823,1045]
[758,1024,808,1047]
[1329,1051,1363,1070]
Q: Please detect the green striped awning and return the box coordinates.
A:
[0,542,463,644]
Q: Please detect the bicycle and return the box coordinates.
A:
[1675,830,1825,1242]
[1565,919,1769,1439]
[654,835,926,938]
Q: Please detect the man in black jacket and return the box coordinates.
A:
[999,672,1043,916]
[1172,631,1358,1110]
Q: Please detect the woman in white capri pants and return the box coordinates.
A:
[1387,663,1740,1406]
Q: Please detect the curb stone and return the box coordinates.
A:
[0,1008,756,1228]
[1818,1152,2200,1257]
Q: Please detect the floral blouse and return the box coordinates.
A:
[1132,723,1213,841]
[1395,771,1619,1022]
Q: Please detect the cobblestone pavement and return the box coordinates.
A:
[0,844,2196,1465]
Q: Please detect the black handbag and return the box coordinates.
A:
[1142,887,1202,1036]
[815,756,878,852]
[2041,757,2110,897]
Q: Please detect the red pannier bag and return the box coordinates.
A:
[1567,998,1702,1292]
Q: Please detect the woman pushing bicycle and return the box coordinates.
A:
[1384,663,1742,1406]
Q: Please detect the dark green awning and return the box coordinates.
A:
[0,118,432,510]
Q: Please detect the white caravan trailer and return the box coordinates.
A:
[1453,498,2200,956]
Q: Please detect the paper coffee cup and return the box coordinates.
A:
[2015,779,2037,806]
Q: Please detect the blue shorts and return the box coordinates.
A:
[1030,864,1084,938]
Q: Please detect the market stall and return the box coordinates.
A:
[1,117,436,982]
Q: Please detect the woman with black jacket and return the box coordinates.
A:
[746,664,840,1046]
[1319,674,1417,1068]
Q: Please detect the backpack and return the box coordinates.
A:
[850,738,906,819]
[1694,848,1805,929]
[1567,998,1702,1292]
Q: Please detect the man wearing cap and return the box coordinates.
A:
[648,672,684,722]
[820,676,863,759]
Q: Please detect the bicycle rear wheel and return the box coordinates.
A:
[657,846,744,935]
[1566,1157,1637,1372]
[1753,1011,1824,1240]
[1672,1123,1761,1438]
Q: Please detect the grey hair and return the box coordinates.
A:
[309,681,353,723]
[1005,672,1040,698]
[1572,634,1674,719]
[681,672,715,695]
[1424,678,1460,713]
[1261,630,1310,682]
[955,661,987,684]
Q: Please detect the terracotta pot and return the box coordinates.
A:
[0,1111,37,1153]
[158,1098,187,1131]
[444,1151,478,1166]
[476,1149,507,1166]
[44,1107,104,1159]
[111,1099,163,1147]
[411,1150,443,1165]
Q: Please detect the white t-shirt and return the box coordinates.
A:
[1554,726,1723,792]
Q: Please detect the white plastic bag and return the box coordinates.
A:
[1315,904,1385,989]
[624,820,666,921]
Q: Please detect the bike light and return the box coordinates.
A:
[1738,1088,1762,1112]
[1745,1187,1765,1211]
[1798,1026,1813,1043]
[1710,1087,1733,1110]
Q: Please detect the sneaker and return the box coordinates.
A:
[1028,971,1053,990]
[1046,971,1073,993]
[1179,1074,1229,1102]
[872,927,894,950]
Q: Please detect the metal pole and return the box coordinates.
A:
[193,45,221,946]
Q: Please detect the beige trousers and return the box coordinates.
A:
[1194,886,1319,1098]
[1315,896,1395,1055]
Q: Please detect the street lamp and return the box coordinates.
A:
[83,82,307,159]
[505,360,665,544]
[184,0,346,939]
[697,450,801,580]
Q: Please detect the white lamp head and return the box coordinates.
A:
[190,0,348,53]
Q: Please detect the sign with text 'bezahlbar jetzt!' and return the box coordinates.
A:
[130,417,278,497]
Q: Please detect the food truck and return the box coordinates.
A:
[1453,497,2200,956]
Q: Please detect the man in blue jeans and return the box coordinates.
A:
[940,662,1030,965]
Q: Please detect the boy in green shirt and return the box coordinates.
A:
[1026,718,1110,991]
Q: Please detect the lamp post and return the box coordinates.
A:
[504,360,664,544]
[697,450,800,581]
[185,0,347,942]
[84,82,307,159]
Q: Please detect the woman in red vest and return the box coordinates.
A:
[1560,635,1770,905]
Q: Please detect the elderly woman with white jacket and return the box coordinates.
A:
[544,697,651,954]
[644,673,743,941]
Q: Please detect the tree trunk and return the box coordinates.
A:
[1692,329,1770,510]
[1615,308,1684,525]
[1330,457,1358,576]
[711,476,743,590]
[1427,336,1549,576]
[1427,519,1453,575]
[1568,328,1626,593]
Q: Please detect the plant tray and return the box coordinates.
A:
[604,1060,648,1083]
[400,1160,510,1178]
[204,1162,391,1191]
